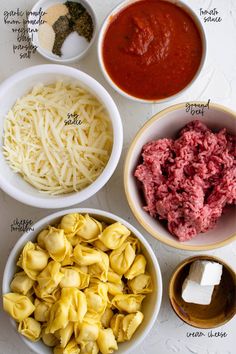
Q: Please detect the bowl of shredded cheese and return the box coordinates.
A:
[0,65,122,208]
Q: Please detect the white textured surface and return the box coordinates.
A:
[0,1,235,354]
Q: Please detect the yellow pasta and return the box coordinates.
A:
[111,294,145,313]
[97,329,118,354]
[76,320,100,344]
[101,308,114,329]
[34,299,52,322]
[80,341,99,354]
[54,338,80,354]
[73,244,101,266]
[122,312,144,340]
[93,239,110,252]
[109,242,136,275]
[37,229,49,249]
[110,314,125,343]
[60,213,83,234]
[128,274,153,294]
[10,271,34,295]
[55,322,74,348]
[107,282,124,296]
[43,227,71,262]
[34,286,61,304]
[17,242,49,280]
[107,270,122,284]
[124,255,146,280]
[60,267,90,289]
[42,326,59,347]
[3,213,153,354]
[3,293,35,322]
[85,282,108,317]
[76,214,102,241]
[36,261,64,296]
[98,222,130,250]
[18,317,41,341]
[89,251,109,282]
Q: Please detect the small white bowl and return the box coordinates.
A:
[0,65,123,208]
[2,208,163,354]
[124,102,236,251]
[98,0,207,103]
[28,0,97,63]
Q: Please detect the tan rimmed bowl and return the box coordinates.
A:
[169,255,236,328]
[124,102,236,251]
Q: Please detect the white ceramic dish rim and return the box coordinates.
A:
[28,0,98,63]
[124,102,236,251]
[0,65,123,208]
[97,0,207,104]
[2,207,163,354]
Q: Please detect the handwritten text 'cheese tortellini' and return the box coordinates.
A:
[3,213,154,354]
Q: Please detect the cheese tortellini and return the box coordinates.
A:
[18,317,41,341]
[111,294,145,313]
[110,242,136,275]
[110,312,144,342]
[73,245,102,266]
[34,298,52,322]
[35,261,64,297]
[60,267,90,289]
[17,242,49,280]
[55,322,74,348]
[54,338,80,354]
[3,213,153,354]
[98,222,130,250]
[125,255,146,280]
[10,271,34,295]
[3,293,35,322]
[43,227,72,263]
[97,329,118,354]
[85,282,108,317]
[128,274,153,294]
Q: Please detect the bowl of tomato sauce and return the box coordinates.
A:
[98,0,206,103]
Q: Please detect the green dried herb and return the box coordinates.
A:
[73,12,94,42]
[65,1,86,22]
[50,2,94,57]
[52,15,73,56]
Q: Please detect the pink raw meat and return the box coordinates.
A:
[135,120,236,241]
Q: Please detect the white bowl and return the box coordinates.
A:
[2,208,163,354]
[98,0,207,103]
[29,0,97,63]
[0,65,123,208]
[124,102,236,251]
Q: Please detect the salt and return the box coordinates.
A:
[61,31,88,59]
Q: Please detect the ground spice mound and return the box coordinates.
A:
[135,120,236,241]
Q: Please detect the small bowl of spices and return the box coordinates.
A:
[28,0,96,62]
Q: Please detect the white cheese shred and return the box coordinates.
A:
[3,82,113,194]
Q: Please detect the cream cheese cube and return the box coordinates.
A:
[182,278,214,305]
[188,261,223,286]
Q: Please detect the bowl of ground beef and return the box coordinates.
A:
[124,103,236,250]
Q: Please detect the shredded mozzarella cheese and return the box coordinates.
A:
[3,81,113,194]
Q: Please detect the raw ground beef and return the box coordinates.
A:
[135,120,236,241]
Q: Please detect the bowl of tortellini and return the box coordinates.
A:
[2,208,162,354]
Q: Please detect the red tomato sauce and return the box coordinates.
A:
[102,0,203,100]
